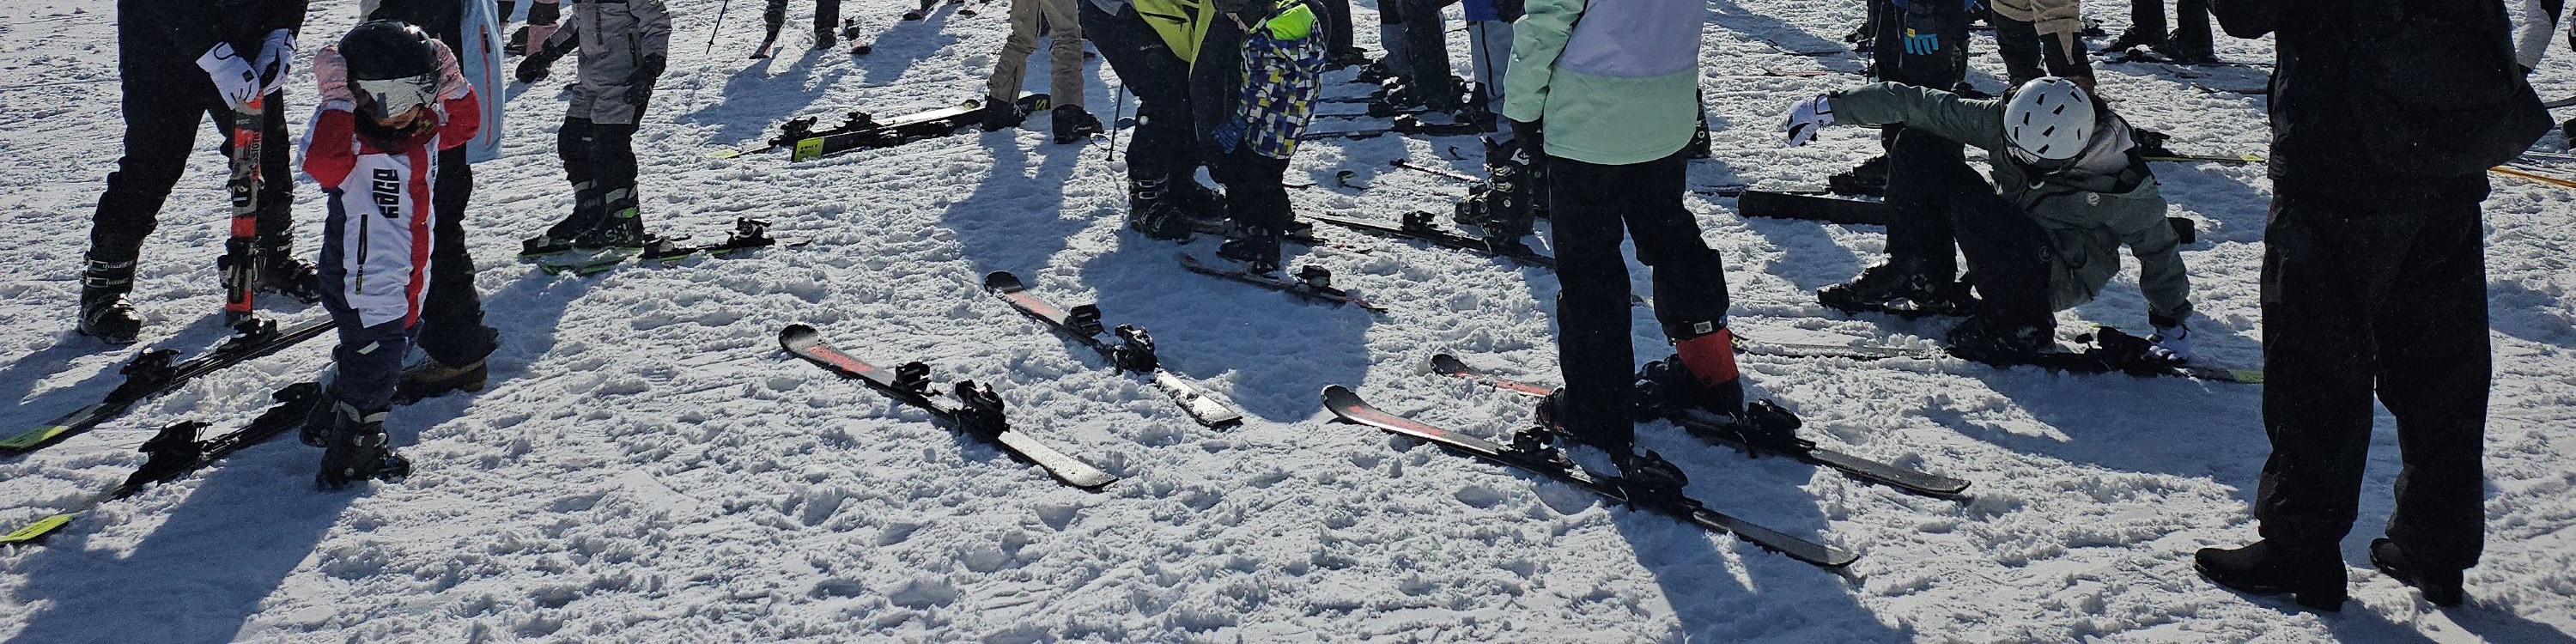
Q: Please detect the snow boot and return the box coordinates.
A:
[1050,105,1103,143]
[2195,540,2348,611]
[393,357,489,405]
[306,398,413,489]
[1217,226,1284,274]
[1945,315,2054,357]
[1125,178,1194,240]
[1828,155,1888,197]
[76,254,142,344]
[252,240,325,304]
[2370,538,2465,607]
[1817,264,1971,317]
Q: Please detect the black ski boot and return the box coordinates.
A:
[1125,178,1194,240]
[574,202,659,252]
[1946,316,2054,358]
[77,254,142,344]
[1827,155,1888,197]
[306,398,412,489]
[394,357,489,404]
[525,181,605,257]
[1050,105,1103,143]
[2103,27,2164,53]
[2149,31,2216,64]
[1456,136,1538,240]
[1817,264,1972,317]
[1613,450,1691,509]
[1169,178,1229,222]
[1217,226,1284,274]
[977,98,1027,131]
[2369,538,2466,607]
[252,240,326,304]
[2195,540,2348,611]
[1326,47,1371,70]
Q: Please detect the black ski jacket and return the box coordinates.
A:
[117,0,309,67]
[2213,0,2536,193]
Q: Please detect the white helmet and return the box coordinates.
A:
[2002,77,2097,166]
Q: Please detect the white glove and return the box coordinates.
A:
[2148,324,2194,364]
[1783,95,1834,147]
[197,42,263,110]
[252,29,296,96]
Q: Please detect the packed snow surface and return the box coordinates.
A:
[4,0,2574,641]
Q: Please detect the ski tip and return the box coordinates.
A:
[779,324,822,351]
[1319,385,1364,412]
[1428,353,1468,374]
[0,425,68,451]
[0,513,76,545]
[981,270,1024,292]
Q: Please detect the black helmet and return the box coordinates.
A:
[339,21,439,82]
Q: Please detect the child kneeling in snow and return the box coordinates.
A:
[299,20,482,489]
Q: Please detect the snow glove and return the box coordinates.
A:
[2149,323,2194,363]
[1783,95,1833,146]
[1509,118,1543,159]
[625,53,666,108]
[199,29,298,110]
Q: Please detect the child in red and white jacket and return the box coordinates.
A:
[298,20,479,489]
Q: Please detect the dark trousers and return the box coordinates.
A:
[1871,0,1969,90]
[765,0,841,40]
[1318,0,1353,54]
[1209,150,1292,229]
[1546,151,1732,448]
[1990,9,2093,85]
[1881,129,2054,331]
[2256,178,2491,571]
[90,53,294,265]
[420,147,497,368]
[2129,0,2209,50]
[1083,1,1195,186]
[548,117,642,235]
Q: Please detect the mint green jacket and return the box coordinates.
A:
[1502,0,1704,165]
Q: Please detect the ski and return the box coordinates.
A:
[1388,158,1478,184]
[1734,328,2264,384]
[792,94,1048,161]
[537,217,809,275]
[1321,386,1859,568]
[777,324,1118,489]
[1307,211,1558,269]
[1427,355,1972,499]
[1176,253,1386,312]
[3,382,324,545]
[2144,153,2264,165]
[1297,114,1491,141]
[1735,190,1889,226]
[217,96,266,325]
[2,318,335,455]
[981,271,1245,428]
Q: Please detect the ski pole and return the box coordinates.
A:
[1105,84,1125,162]
[707,0,734,55]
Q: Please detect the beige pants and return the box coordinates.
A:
[985,0,1085,108]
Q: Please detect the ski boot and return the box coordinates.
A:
[1325,47,1371,70]
[2195,540,2348,611]
[813,27,837,51]
[2149,31,2216,64]
[252,240,325,304]
[394,356,489,404]
[76,253,142,344]
[1124,178,1194,240]
[1637,323,1747,417]
[1050,105,1103,143]
[524,182,605,258]
[1217,225,1285,275]
[574,202,659,252]
[1945,316,2054,361]
[1817,264,1972,318]
[1613,449,1691,510]
[306,398,412,489]
[978,97,1028,131]
[2102,27,2164,53]
[1827,155,1887,197]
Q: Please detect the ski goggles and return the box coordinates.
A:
[353,74,440,119]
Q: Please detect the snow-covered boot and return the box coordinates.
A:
[77,254,142,344]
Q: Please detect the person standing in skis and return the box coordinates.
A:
[78,0,323,344]
[1202,0,1328,273]
[976,0,1105,143]
[520,0,675,258]
[1988,0,2096,87]
[1449,0,1534,247]
[759,0,841,53]
[1079,0,1267,240]
[1508,0,1739,483]
[361,0,509,402]
[2105,0,2216,64]
[2195,0,2548,611]
[1783,78,2198,360]
[1831,0,1973,198]
[298,21,484,488]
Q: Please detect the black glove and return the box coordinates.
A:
[515,56,551,83]
[625,54,666,107]
[1508,119,1543,161]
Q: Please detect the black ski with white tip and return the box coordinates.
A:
[1428,354,1971,499]
[1176,253,1386,312]
[1321,386,1858,568]
[777,324,1117,489]
[982,271,1245,428]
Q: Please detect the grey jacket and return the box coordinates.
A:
[569,0,671,125]
[1830,82,2196,323]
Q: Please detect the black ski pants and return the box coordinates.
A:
[90,52,295,266]
[2256,177,2491,572]
[1546,150,1731,450]
[1082,1,1196,190]
[420,147,498,368]
[1317,0,1354,55]
[1881,129,2054,331]
[548,117,643,236]
[2129,0,2211,51]
[765,0,841,42]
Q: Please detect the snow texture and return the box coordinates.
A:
[3,0,2575,641]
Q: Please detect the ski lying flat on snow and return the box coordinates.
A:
[1735,328,2263,384]
[1,318,335,455]
[982,271,1245,428]
[3,382,324,545]
[776,324,1117,489]
[1305,212,1558,269]
[1176,253,1387,312]
[1427,355,1971,499]
[1321,386,1858,568]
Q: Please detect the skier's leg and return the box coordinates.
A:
[1318,0,1357,59]
[547,115,603,239]
[1401,0,1455,108]
[1880,128,1964,279]
[1083,0,1194,231]
[816,0,843,43]
[2174,0,2213,53]
[417,147,497,371]
[1989,5,2046,86]
[526,0,562,49]
[1619,151,1741,413]
[2253,189,2388,562]
[1042,0,1085,109]
[2372,187,2491,573]
[1465,20,1511,125]
[764,0,789,44]
[1940,163,2055,334]
[1379,0,1411,74]
[1545,155,1638,451]
[588,121,645,237]
[987,0,1044,104]
[88,63,208,266]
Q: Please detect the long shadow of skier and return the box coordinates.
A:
[683,48,860,149]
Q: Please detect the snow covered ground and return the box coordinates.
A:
[3,0,2574,640]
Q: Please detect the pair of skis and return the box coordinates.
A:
[534,217,807,276]
[2,318,335,455]
[4,383,325,544]
[778,325,1118,489]
[708,94,1048,161]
